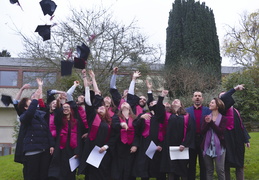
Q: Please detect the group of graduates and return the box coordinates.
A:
[11,67,250,180]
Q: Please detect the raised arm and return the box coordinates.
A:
[128,71,141,95]
[146,79,153,106]
[14,84,30,102]
[66,80,80,101]
[82,69,92,106]
[89,70,101,95]
[110,67,118,89]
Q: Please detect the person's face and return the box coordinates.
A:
[139,96,147,106]
[164,102,171,112]
[77,95,85,104]
[121,102,130,110]
[24,99,32,110]
[104,96,111,106]
[50,100,57,110]
[192,92,203,106]
[97,105,106,115]
[209,99,218,111]
[172,99,181,108]
[62,104,71,115]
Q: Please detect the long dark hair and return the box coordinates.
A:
[18,97,30,114]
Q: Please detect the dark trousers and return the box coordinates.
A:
[225,165,244,180]
[188,135,206,180]
[25,151,51,180]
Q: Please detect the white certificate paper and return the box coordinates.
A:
[69,155,80,172]
[169,146,189,160]
[145,141,157,159]
[86,145,106,168]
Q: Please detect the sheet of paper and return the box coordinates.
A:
[145,141,157,159]
[169,146,189,160]
[86,145,106,168]
[69,155,80,172]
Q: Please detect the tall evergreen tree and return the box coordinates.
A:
[165,0,221,96]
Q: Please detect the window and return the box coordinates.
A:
[0,71,18,86]
[23,72,57,87]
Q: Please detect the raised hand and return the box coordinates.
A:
[132,71,141,80]
[161,90,169,97]
[113,67,119,74]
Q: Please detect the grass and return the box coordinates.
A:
[0,132,258,180]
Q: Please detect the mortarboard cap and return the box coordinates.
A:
[39,0,57,16]
[74,57,86,69]
[77,43,90,60]
[35,25,51,41]
[61,60,74,76]
[10,0,18,4]
[1,95,13,107]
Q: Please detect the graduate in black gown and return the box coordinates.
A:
[78,69,115,180]
[219,84,251,180]
[133,88,168,180]
[160,99,195,180]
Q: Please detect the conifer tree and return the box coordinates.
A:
[165,0,221,96]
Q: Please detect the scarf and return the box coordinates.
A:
[203,113,222,157]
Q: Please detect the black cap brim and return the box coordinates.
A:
[74,57,87,69]
[35,25,51,41]
[39,0,57,16]
[1,95,13,107]
[61,60,74,76]
[77,43,90,60]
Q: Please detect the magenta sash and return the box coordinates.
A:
[142,113,151,138]
[120,117,134,144]
[49,113,56,137]
[88,114,101,141]
[77,106,88,129]
[136,105,143,116]
[182,114,189,142]
[60,117,78,149]
[225,107,235,130]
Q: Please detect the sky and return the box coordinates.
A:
[0,0,258,66]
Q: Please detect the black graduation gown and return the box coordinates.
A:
[48,105,82,180]
[224,109,250,167]
[78,103,113,180]
[132,96,165,178]
[220,88,251,167]
[110,114,140,180]
[160,114,194,176]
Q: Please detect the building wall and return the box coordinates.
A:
[0,108,17,144]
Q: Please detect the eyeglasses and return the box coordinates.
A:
[63,106,70,109]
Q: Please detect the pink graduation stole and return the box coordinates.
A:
[135,105,143,116]
[88,114,101,141]
[142,113,151,138]
[120,117,135,144]
[225,107,235,130]
[77,106,88,129]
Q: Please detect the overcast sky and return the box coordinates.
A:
[0,0,258,66]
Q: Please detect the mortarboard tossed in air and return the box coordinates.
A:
[77,43,90,60]
[35,25,51,41]
[10,0,23,10]
[74,57,87,69]
[39,0,57,16]
[61,60,74,76]
[1,94,13,107]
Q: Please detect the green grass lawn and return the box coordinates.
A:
[1,132,258,180]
